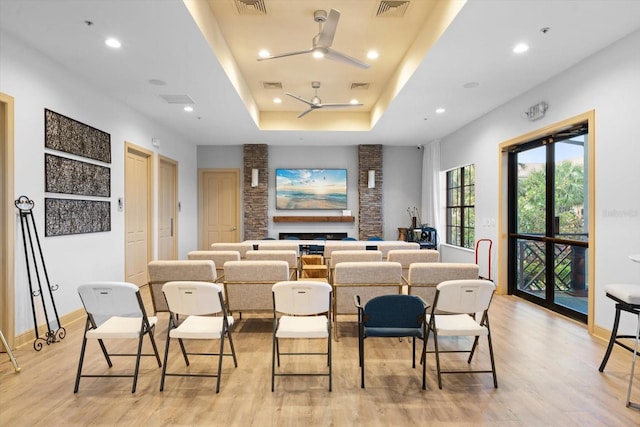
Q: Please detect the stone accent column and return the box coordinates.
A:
[358,145,383,239]
[243,144,268,240]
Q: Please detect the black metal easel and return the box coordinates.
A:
[15,196,65,351]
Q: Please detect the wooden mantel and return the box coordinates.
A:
[273,216,355,223]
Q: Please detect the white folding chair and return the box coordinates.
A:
[425,279,497,389]
[160,281,238,393]
[271,280,332,391]
[74,282,161,393]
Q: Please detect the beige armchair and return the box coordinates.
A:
[210,243,253,259]
[147,260,217,313]
[257,242,300,256]
[246,250,298,280]
[323,241,366,269]
[329,250,382,284]
[407,262,480,309]
[387,249,440,289]
[376,242,421,259]
[223,260,289,315]
[187,250,240,282]
[332,261,403,340]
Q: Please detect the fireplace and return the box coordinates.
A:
[278,232,348,240]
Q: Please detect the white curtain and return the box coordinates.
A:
[421,139,441,229]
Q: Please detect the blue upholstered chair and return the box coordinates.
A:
[354,294,427,389]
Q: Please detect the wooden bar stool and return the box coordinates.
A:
[598,283,640,408]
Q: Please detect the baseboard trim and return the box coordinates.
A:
[13,307,86,349]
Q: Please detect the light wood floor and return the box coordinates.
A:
[1,287,640,426]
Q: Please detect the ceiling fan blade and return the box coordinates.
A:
[320,103,363,108]
[257,48,313,61]
[325,47,370,69]
[285,92,314,107]
[316,9,340,48]
[297,108,315,119]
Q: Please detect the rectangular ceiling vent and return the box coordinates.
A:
[350,82,370,90]
[159,94,194,104]
[376,1,410,17]
[262,81,283,89]
[233,0,268,16]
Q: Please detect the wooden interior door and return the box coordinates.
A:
[199,169,240,249]
[125,143,153,286]
[158,156,178,260]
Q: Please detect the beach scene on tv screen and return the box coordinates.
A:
[276,169,347,210]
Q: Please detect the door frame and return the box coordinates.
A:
[498,110,595,333]
[0,93,15,346]
[158,155,178,260]
[124,142,154,284]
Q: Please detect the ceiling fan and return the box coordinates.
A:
[286,81,363,119]
[257,9,370,69]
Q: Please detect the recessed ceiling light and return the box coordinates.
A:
[148,79,166,86]
[463,81,479,89]
[258,49,270,58]
[105,38,121,48]
[367,50,379,60]
[273,97,282,104]
[513,43,529,54]
[435,108,445,114]
[183,106,194,112]
[350,99,359,105]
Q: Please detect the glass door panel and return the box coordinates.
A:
[516,145,546,235]
[508,123,588,323]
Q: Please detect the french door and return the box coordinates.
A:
[507,122,589,322]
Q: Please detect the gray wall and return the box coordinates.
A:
[196,144,423,241]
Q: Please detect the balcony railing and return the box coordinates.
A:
[516,235,587,293]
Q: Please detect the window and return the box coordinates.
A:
[446,165,475,249]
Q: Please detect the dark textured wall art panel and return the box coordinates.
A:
[45,109,111,163]
[45,198,111,236]
[45,154,111,197]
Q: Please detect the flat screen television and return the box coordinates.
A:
[276,168,347,210]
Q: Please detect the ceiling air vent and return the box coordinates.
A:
[262,81,283,89]
[350,82,370,90]
[233,0,267,16]
[159,94,194,104]
[376,1,410,17]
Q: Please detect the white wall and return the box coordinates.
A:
[439,29,640,332]
[1,32,198,336]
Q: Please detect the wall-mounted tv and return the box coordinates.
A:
[276,169,347,210]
